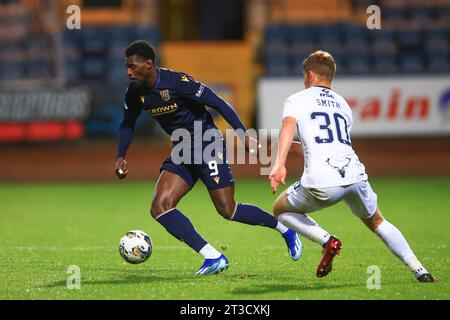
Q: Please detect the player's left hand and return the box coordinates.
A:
[269,164,286,194]
[115,157,128,180]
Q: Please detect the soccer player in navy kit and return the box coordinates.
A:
[115,40,302,275]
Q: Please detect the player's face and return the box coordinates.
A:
[125,55,152,86]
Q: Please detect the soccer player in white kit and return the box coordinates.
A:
[269,50,436,282]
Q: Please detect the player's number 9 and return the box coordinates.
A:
[208,160,219,176]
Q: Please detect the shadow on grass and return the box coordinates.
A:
[44,273,260,288]
[230,282,365,295]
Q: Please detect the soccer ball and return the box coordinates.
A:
[118,230,153,264]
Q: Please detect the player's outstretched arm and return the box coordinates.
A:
[269,116,297,193]
[176,73,246,135]
[115,84,143,180]
[191,84,262,155]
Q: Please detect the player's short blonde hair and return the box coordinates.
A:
[303,50,336,81]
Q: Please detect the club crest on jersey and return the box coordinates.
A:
[160,89,171,102]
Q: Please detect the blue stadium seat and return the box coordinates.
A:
[400,53,425,74]
[265,24,288,43]
[424,28,448,52]
[107,59,128,85]
[345,40,370,55]
[331,52,345,73]
[61,25,161,84]
[265,25,289,57]
[396,29,422,49]
[409,5,433,23]
[342,23,367,38]
[317,23,342,40]
[81,27,109,55]
[373,53,397,74]
[435,5,450,20]
[288,25,314,43]
[0,61,25,80]
[64,59,81,84]
[265,53,290,77]
[135,26,159,46]
[342,24,369,54]
[262,18,446,76]
[27,58,54,78]
[81,57,107,80]
[317,24,344,54]
[345,53,370,75]
[289,26,316,63]
[371,30,397,54]
[383,6,406,21]
[426,52,449,74]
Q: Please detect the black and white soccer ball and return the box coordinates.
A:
[118,230,153,264]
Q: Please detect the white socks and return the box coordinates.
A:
[276,221,289,235]
[278,212,331,246]
[375,220,428,277]
[199,244,222,259]
[278,212,428,278]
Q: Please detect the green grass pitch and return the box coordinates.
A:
[0,177,449,300]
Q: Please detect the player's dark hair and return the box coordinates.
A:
[125,40,156,63]
[303,50,336,81]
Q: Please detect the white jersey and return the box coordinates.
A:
[282,86,367,188]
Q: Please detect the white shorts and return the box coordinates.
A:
[286,180,378,219]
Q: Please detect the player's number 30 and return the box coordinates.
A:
[311,112,351,145]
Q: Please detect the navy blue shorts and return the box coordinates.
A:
[160,146,234,190]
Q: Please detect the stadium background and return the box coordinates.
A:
[0,0,449,181]
[0,0,449,301]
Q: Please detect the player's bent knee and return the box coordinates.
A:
[150,198,175,218]
[216,204,235,220]
[272,200,284,218]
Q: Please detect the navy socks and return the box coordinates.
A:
[231,203,278,229]
[156,208,207,252]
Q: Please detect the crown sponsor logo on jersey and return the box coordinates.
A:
[140,96,145,104]
[160,90,171,102]
[213,176,220,184]
[147,103,179,116]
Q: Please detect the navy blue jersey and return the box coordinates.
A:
[117,68,246,158]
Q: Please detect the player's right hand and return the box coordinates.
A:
[115,157,128,180]
[268,164,286,194]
